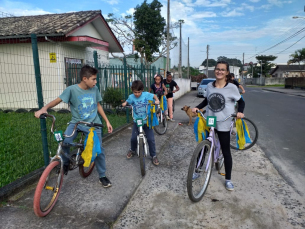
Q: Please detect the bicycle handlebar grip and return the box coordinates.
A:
[231,114,237,117]
[39,113,47,119]
[86,122,104,128]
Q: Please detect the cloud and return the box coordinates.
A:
[0,0,52,16]
[126,8,135,15]
[249,0,260,2]
[222,9,244,17]
[190,11,217,19]
[101,0,119,5]
[194,0,231,7]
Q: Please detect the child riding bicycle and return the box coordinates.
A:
[34,65,113,188]
[122,80,160,166]
[191,61,245,191]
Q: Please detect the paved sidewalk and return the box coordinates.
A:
[0,90,304,229]
[261,87,305,97]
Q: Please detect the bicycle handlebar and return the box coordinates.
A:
[195,110,237,122]
[39,113,103,137]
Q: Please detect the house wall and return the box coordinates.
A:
[72,23,103,40]
[172,78,191,100]
[273,70,305,78]
[244,77,285,86]
[0,42,109,110]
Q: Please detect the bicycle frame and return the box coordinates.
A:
[137,124,148,157]
[196,111,234,173]
[127,104,149,158]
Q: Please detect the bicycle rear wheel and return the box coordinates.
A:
[154,109,168,135]
[139,138,146,176]
[33,161,64,217]
[230,117,258,150]
[187,140,213,202]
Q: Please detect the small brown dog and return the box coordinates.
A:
[181,105,204,125]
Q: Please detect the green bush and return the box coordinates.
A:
[103,87,124,108]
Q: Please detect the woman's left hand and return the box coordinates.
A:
[236,112,244,119]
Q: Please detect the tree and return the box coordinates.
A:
[255,55,277,77]
[287,48,305,77]
[288,48,305,64]
[217,56,242,68]
[106,0,178,66]
[201,59,217,67]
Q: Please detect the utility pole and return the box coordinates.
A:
[242,52,244,81]
[178,19,184,78]
[166,0,170,75]
[206,44,209,78]
[260,60,263,77]
[187,37,190,79]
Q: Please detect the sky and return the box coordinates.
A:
[1,0,305,67]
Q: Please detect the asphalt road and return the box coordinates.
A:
[242,86,305,195]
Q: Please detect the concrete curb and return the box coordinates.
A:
[262,88,305,97]
[0,122,133,202]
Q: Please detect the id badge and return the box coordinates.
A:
[207,116,216,127]
[54,131,64,142]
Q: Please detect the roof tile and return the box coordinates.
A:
[0,10,101,37]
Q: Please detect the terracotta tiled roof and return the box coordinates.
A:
[0,10,101,37]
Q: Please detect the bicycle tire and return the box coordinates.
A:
[33,161,64,217]
[230,117,258,151]
[139,138,146,176]
[187,140,213,202]
[154,109,168,135]
[78,147,95,177]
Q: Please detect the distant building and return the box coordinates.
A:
[270,65,305,78]
[199,65,240,78]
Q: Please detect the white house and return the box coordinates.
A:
[0,10,123,110]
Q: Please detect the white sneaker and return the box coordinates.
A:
[166,115,170,120]
[169,119,175,122]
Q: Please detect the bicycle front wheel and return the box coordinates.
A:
[154,109,168,135]
[139,138,146,176]
[187,140,213,202]
[230,117,258,150]
[33,161,64,217]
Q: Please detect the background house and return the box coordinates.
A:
[0,10,123,109]
[270,64,305,78]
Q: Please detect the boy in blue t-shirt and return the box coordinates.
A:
[122,80,160,166]
[34,65,113,188]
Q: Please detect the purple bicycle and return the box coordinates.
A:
[187,110,258,202]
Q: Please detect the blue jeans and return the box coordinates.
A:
[62,123,106,178]
[130,123,156,157]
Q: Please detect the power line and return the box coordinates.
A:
[248,27,305,59]
[276,34,305,54]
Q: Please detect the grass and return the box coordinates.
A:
[0,111,128,188]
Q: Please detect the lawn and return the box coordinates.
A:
[0,111,128,188]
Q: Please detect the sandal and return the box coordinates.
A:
[152,156,159,166]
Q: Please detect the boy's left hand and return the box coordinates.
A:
[155,100,160,105]
[236,112,244,119]
[106,122,113,133]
